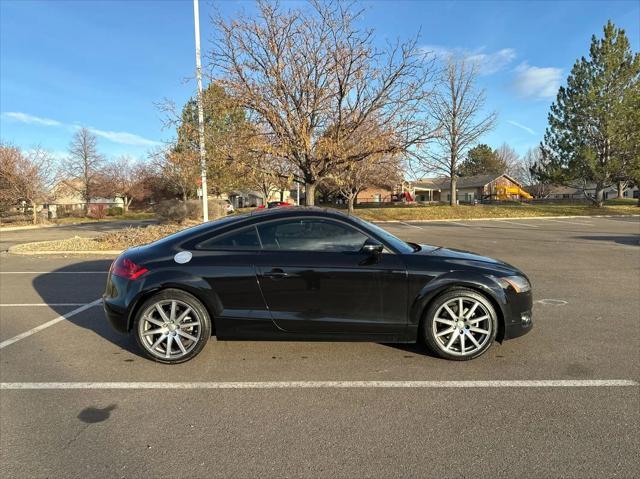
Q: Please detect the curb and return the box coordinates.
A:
[8,247,123,256]
[373,214,640,224]
[0,224,57,232]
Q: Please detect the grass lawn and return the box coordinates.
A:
[351,202,639,222]
[52,211,156,225]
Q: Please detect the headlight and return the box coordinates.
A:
[498,275,531,293]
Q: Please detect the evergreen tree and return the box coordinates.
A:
[536,21,639,207]
[458,144,506,176]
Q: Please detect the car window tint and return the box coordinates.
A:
[198,226,260,250]
[257,219,368,252]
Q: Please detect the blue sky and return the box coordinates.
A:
[1,0,638,163]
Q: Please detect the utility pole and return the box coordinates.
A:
[193,0,208,221]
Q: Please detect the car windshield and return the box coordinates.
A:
[350,216,417,254]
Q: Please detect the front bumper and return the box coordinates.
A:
[502,290,533,340]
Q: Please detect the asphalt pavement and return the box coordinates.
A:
[0,219,156,252]
[0,216,638,478]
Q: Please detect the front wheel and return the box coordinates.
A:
[133,289,211,364]
[422,288,498,361]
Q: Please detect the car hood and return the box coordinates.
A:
[415,244,520,274]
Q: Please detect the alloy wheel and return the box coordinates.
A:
[431,296,493,357]
[138,299,203,360]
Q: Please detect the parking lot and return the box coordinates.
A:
[1,216,638,478]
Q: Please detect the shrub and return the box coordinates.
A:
[153,199,189,223]
[107,206,124,216]
[88,204,107,219]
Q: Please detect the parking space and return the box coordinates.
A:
[0,216,638,477]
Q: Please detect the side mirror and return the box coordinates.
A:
[362,239,383,256]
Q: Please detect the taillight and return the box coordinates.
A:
[111,256,148,280]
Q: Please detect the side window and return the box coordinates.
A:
[257,219,368,252]
[197,226,260,250]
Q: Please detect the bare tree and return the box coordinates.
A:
[61,128,104,212]
[209,0,435,205]
[95,156,148,212]
[148,146,199,202]
[522,147,551,198]
[495,143,526,181]
[327,153,403,214]
[417,57,496,205]
[0,144,54,224]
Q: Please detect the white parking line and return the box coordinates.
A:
[398,221,423,229]
[0,271,107,274]
[493,219,539,228]
[540,218,593,226]
[0,380,637,390]
[0,303,88,307]
[0,299,102,350]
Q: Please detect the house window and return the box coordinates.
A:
[623,190,629,198]
[633,190,639,199]
[562,194,570,199]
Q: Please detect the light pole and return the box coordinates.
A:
[193,0,208,222]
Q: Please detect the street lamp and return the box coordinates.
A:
[193,0,208,222]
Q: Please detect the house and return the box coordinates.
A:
[228,188,295,208]
[544,184,639,200]
[357,186,396,203]
[410,174,532,203]
[46,179,124,216]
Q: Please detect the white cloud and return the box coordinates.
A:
[507,120,536,136]
[513,62,563,99]
[1,111,160,147]
[423,45,516,75]
[88,127,161,147]
[3,111,62,126]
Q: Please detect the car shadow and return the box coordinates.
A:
[32,258,143,357]
[573,235,639,246]
[381,341,439,358]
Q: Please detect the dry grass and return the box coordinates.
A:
[353,203,639,222]
[11,223,196,253]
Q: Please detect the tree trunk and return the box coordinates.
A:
[305,182,316,206]
[617,181,626,200]
[123,196,129,213]
[279,190,284,202]
[182,190,188,202]
[30,200,37,225]
[347,195,355,214]
[449,177,457,206]
[594,186,604,207]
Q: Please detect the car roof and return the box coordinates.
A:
[248,206,349,220]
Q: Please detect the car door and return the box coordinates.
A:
[254,217,407,337]
[189,225,273,337]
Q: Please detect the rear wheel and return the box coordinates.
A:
[422,288,497,361]
[133,289,211,364]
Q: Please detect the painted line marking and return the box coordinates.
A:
[540,218,593,226]
[493,219,539,228]
[398,221,423,229]
[0,299,102,350]
[0,271,107,274]
[0,303,88,307]
[0,380,637,390]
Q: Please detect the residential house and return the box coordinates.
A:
[544,184,639,200]
[410,174,532,203]
[228,188,295,208]
[46,179,124,216]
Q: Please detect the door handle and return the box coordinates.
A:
[263,268,289,279]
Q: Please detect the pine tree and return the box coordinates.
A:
[537,21,639,207]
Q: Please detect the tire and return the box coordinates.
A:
[422,288,498,361]
[133,289,212,364]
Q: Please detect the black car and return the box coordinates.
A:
[103,207,533,364]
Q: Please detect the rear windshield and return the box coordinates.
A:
[150,213,249,248]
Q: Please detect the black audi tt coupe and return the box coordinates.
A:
[103,207,533,363]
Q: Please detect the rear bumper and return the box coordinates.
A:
[103,298,128,334]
